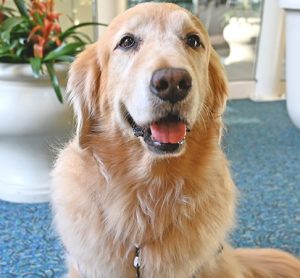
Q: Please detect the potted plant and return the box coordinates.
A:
[0,0,105,203]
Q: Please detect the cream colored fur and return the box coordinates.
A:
[51,3,300,278]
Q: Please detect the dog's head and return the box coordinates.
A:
[68,3,227,157]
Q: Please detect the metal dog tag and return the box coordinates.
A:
[133,247,141,277]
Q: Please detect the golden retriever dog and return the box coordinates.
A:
[51,3,300,278]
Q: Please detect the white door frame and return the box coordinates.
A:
[253,0,285,101]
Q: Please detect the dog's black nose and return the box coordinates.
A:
[150,68,192,103]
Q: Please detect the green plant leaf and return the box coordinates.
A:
[60,22,107,41]
[33,11,44,26]
[29,57,42,78]
[0,53,24,63]
[0,17,24,31]
[13,0,29,19]
[45,62,63,103]
[61,30,93,44]
[54,55,75,63]
[16,46,25,57]
[0,6,17,16]
[0,17,24,43]
[63,22,108,32]
[43,42,85,62]
[0,47,10,55]
[0,7,15,12]
[66,35,87,44]
[75,31,94,42]
[0,31,10,43]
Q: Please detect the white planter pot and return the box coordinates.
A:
[0,63,73,203]
[279,0,300,129]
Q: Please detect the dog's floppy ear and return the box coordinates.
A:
[67,43,102,149]
[207,48,228,116]
[206,48,228,142]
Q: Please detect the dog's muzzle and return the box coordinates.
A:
[124,67,192,155]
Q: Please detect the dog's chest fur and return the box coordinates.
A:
[51,140,235,278]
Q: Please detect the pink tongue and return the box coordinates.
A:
[150,121,186,144]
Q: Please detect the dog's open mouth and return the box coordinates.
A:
[126,111,189,154]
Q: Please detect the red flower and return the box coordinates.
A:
[34,43,44,58]
[27,0,62,58]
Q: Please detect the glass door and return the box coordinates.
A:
[197,0,263,81]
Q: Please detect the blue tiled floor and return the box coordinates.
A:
[223,100,300,254]
[1,100,299,277]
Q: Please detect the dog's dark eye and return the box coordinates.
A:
[186,34,202,49]
[118,35,136,49]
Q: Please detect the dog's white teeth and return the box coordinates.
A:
[178,138,186,145]
[151,137,186,145]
